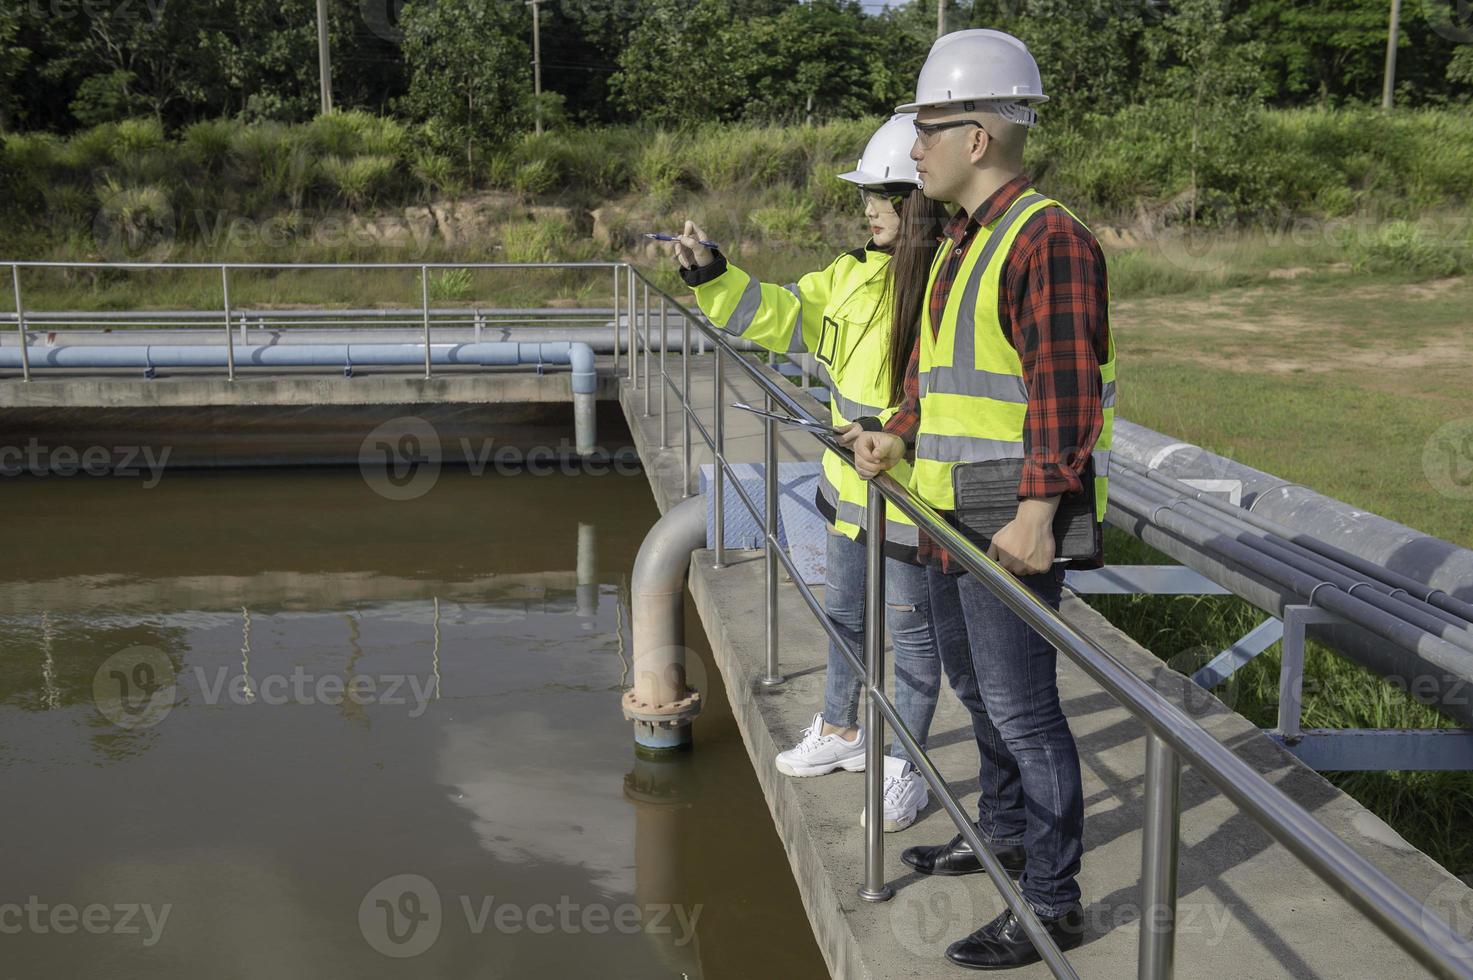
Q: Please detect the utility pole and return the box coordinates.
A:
[316,0,333,115]
[936,0,945,39]
[527,0,543,135]
[1381,0,1401,110]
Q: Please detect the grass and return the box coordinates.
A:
[1084,273,1473,876]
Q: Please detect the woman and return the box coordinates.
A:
[670,114,949,833]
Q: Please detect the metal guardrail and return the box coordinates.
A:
[616,261,1473,980]
[4,257,1471,975]
[3,260,624,382]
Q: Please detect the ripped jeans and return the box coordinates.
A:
[820,525,942,765]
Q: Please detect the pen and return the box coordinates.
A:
[644,232,722,249]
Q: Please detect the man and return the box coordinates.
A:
[851,28,1117,971]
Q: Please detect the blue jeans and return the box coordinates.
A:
[820,527,942,766]
[928,564,1084,918]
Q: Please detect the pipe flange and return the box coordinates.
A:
[621,689,702,726]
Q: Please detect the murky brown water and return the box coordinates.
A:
[0,465,826,978]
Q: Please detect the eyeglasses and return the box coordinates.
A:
[859,188,909,213]
[913,118,988,149]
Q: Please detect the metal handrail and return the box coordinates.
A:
[4,260,626,382]
[619,261,1473,980]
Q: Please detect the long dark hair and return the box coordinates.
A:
[881,188,949,406]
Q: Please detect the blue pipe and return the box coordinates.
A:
[1,340,601,454]
[0,340,598,394]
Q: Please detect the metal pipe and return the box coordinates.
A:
[1121,471,1473,648]
[622,494,706,751]
[643,280,651,416]
[681,308,692,497]
[611,266,620,373]
[1116,454,1473,625]
[0,340,599,451]
[659,300,669,449]
[12,264,31,382]
[1138,732,1181,979]
[1110,479,1473,725]
[420,265,432,379]
[762,392,781,686]
[576,521,597,619]
[1111,418,1473,607]
[859,481,894,903]
[712,347,725,567]
[221,266,236,382]
[626,264,635,383]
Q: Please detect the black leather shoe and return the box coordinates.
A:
[899,833,1027,878]
[944,903,1086,970]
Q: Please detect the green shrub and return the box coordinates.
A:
[411,151,454,199]
[181,119,235,175]
[632,130,688,193]
[427,267,473,300]
[750,194,819,249]
[1350,220,1466,278]
[93,176,174,257]
[500,215,572,262]
[511,156,559,196]
[319,154,396,210]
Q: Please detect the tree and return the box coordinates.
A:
[0,5,31,132]
[1244,0,1393,106]
[609,0,763,125]
[396,0,533,167]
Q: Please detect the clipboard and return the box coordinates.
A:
[950,456,1100,561]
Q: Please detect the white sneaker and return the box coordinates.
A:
[774,712,867,777]
[860,755,929,832]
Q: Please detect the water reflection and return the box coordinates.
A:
[0,467,824,977]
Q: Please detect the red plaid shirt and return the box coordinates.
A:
[883,174,1111,573]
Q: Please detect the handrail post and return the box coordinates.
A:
[12,264,32,382]
[611,265,620,373]
[681,310,692,497]
[626,265,635,383]
[659,299,669,448]
[761,390,782,686]
[420,265,432,379]
[221,266,236,381]
[1138,731,1181,979]
[859,480,893,902]
[642,280,651,416]
[712,346,725,568]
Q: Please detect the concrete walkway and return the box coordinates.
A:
[618,352,1472,979]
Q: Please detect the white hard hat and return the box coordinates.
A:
[896,29,1048,121]
[836,113,922,188]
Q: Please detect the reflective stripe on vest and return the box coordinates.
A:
[912,191,1115,518]
[818,464,920,547]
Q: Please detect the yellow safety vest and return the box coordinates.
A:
[911,190,1116,519]
[691,246,921,556]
